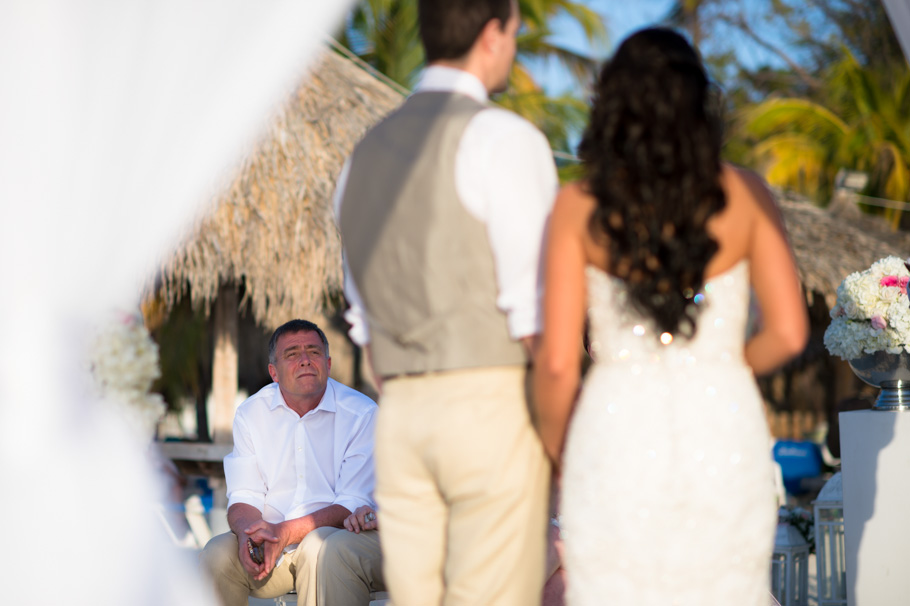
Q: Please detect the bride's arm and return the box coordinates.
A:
[737,168,809,374]
[534,184,590,463]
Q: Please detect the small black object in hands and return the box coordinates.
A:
[247,538,264,565]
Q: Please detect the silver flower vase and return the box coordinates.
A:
[848,350,910,411]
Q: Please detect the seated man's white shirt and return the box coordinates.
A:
[223,378,377,529]
[334,65,558,346]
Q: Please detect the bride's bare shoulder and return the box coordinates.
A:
[551,180,608,266]
[557,180,592,200]
[553,181,596,220]
[720,163,779,216]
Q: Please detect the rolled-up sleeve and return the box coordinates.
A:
[224,413,267,512]
[484,121,557,338]
[332,406,378,513]
[457,109,558,340]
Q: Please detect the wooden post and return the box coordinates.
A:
[208,285,238,536]
[211,285,238,445]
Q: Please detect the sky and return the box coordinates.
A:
[533,1,672,94]
[537,0,802,96]
[590,0,678,52]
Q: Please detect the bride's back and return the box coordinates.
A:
[582,162,775,283]
[575,160,803,372]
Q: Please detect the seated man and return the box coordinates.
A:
[200,319,379,606]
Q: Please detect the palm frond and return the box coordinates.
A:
[518,40,598,86]
[878,141,910,202]
[745,98,849,146]
[549,0,608,43]
[752,132,831,198]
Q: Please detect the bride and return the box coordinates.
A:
[533,28,808,606]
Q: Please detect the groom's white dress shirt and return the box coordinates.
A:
[333,65,558,346]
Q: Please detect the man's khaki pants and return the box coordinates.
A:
[199,526,383,606]
[375,365,551,606]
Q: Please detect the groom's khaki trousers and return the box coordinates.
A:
[375,365,551,606]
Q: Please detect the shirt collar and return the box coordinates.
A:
[269,379,336,415]
[414,65,489,103]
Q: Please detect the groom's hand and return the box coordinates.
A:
[520,335,539,360]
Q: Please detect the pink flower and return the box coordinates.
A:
[872,315,887,330]
[880,275,910,288]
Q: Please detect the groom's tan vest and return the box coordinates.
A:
[338,92,526,377]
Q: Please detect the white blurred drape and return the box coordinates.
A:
[0,1,354,603]
[883,0,910,65]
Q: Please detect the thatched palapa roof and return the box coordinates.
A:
[155,46,405,329]
[780,192,910,308]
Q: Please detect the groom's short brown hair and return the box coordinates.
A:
[418,0,514,63]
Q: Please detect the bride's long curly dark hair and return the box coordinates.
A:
[579,27,725,339]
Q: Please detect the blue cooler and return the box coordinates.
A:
[773,440,823,495]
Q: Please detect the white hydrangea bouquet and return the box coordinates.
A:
[824,256,910,360]
[88,311,166,440]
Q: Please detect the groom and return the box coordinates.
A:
[334,1,557,603]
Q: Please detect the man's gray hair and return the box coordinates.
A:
[268,319,330,364]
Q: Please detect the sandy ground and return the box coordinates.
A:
[244,555,819,605]
[190,511,820,606]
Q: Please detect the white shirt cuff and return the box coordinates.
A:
[333,495,372,515]
[343,304,370,346]
[506,306,540,341]
[227,491,265,513]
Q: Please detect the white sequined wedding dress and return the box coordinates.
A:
[560,260,777,606]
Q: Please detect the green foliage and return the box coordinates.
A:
[661,0,910,223]
[517,0,606,83]
[507,0,606,159]
[742,51,910,225]
[150,297,211,414]
[338,0,423,88]
[556,155,586,183]
[779,506,815,553]
[663,0,905,104]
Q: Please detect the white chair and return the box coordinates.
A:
[154,493,213,549]
[273,590,390,605]
[183,493,213,546]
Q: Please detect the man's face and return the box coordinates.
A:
[268,330,331,402]
[490,0,520,94]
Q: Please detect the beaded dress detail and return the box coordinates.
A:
[561,260,776,606]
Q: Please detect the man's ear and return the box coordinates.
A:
[478,17,505,53]
[268,363,278,383]
[327,357,332,373]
